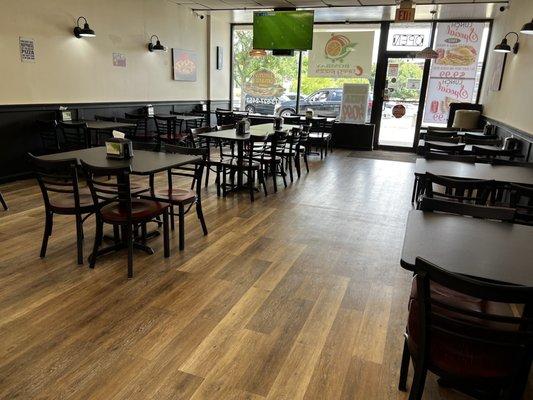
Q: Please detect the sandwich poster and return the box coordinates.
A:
[423,22,484,124]
[308,31,374,78]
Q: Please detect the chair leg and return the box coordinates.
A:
[271,164,278,193]
[304,153,309,173]
[259,170,267,196]
[0,192,7,210]
[75,214,84,265]
[89,218,104,268]
[409,363,428,400]
[320,145,323,160]
[204,165,210,188]
[163,210,170,258]
[178,204,185,251]
[40,211,53,258]
[411,177,418,203]
[113,225,121,245]
[125,224,134,278]
[325,140,328,157]
[280,164,287,188]
[170,205,175,231]
[216,166,221,197]
[196,201,208,236]
[249,170,255,202]
[288,156,294,182]
[295,155,301,179]
[399,338,410,391]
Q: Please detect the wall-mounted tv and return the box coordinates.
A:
[253,10,314,51]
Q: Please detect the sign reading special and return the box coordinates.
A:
[308,31,374,78]
[339,83,369,124]
[423,22,485,124]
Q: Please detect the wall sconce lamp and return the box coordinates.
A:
[73,16,95,38]
[148,35,167,52]
[494,32,519,54]
[521,19,533,35]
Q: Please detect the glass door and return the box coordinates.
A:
[377,57,426,148]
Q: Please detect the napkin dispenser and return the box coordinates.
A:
[105,138,134,159]
[273,116,283,130]
[236,118,250,136]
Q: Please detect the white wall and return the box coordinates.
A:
[208,12,232,102]
[0,0,231,105]
[480,0,533,134]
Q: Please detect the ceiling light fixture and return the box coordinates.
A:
[73,16,95,38]
[521,19,533,35]
[148,35,167,52]
[494,32,519,54]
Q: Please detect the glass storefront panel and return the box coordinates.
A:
[231,27,299,115]
[386,22,432,52]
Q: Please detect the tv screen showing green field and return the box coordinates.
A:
[253,11,314,50]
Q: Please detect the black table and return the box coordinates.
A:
[417,140,502,154]
[198,123,284,191]
[415,159,533,186]
[39,146,199,175]
[62,120,137,147]
[401,210,533,286]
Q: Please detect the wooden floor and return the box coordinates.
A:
[0,151,531,400]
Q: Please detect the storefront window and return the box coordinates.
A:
[231,27,299,115]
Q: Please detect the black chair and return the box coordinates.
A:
[254,130,288,193]
[124,113,155,142]
[424,142,465,155]
[36,120,60,153]
[154,115,182,147]
[424,134,460,143]
[0,192,8,211]
[418,196,516,222]
[29,153,96,265]
[421,172,494,205]
[280,127,304,181]
[423,153,477,162]
[283,115,302,126]
[509,184,533,225]
[308,117,330,159]
[215,109,234,126]
[399,257,532,400]
[464,137,502,146]
[94,115,116,122]
[472,145,522,162]
[116,117,140,140]
[81,161,170,278]
[141,145,208,251]
[58,122,89,150]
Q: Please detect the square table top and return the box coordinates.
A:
[198,123,290,141]
[39,147,200,175]
[415,158,533,186]
[62,120,136,130]
[401,210,533,286]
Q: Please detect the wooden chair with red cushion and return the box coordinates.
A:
[399,257,533,400]
[140,144,208,251]
[81,161,170,278]
[29,153,96,265]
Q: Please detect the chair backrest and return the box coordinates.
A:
[115,117,139,140]
[269,130,288,159]
[36,120,60,152]
[154,115,179,141]
[424,142,465,155]
[472,145,521,161]
[95,115,116,122]
[163,144,206,195]
[58,122,89,150]
[81,161,133,219]
[189,126,213,147]
[418,196,516,221]
[28,153,81,210]
[283,116,302,125]
[411,257,533,375]
[425,128,459,138]
[215,109,233,126]
[124,113,149,137]
[447,103,483,128]
[424,134,460,143]
[422,172,494,205]
[423,152,477,163]
[310,117,327,134]
[464,137,502,146]
[509,184,533,224]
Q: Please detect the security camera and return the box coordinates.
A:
[193,11,205,19]
[499,5,508,12]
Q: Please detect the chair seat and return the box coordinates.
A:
[149,188,196,204]
[100,199,168,223]
[407,278,519,380]
[49,192,95,212]
[309,133,331,139]
[221,158,261,169]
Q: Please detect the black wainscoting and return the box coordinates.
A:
[0,100,230,182]
[485,117,533,162]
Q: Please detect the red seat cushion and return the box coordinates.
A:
[152,188,196,204]
[100,199,168,223]
[407,278,520,380]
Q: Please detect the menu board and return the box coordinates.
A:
[339,83,369,124]
[423,22,485,124]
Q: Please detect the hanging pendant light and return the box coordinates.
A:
[249,49,266,58]
[416,8,438,59]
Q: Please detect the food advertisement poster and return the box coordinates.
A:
[112,53,126,68]
[308,31,374,78]
[423,22,484,124]
[172,49,197,81]
[339,83,369,124]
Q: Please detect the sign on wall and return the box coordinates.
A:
[423,22,485,124]
[308,31,374,78]
[339,83,369,124]
[112,53,127,68]
[172,49,198,82]
[19,37,36,63]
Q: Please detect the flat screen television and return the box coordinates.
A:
[253,10,314,51]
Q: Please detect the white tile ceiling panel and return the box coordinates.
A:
[325,0,362,6]
[358,0,397,5]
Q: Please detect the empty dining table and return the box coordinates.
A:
[401,210,533,286]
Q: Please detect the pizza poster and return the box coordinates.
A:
[339,83,369,124]
[424,22,485,124]
[308,31,374,78]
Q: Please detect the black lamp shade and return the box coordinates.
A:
[148,35,167,52]
[521,19,533,35]
[494,38,511,53]
[74,17,95,38]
